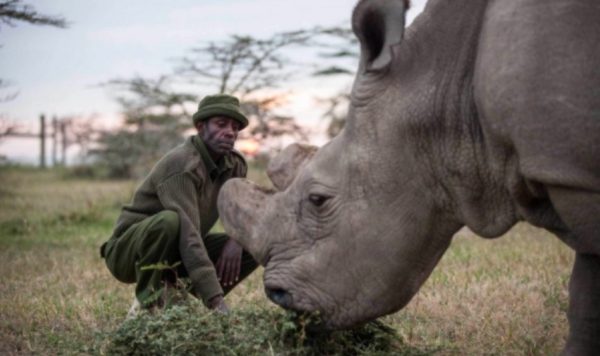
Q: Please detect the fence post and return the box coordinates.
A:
[52,116,58,166]
[60,120,67,166]
[40,114,46,168]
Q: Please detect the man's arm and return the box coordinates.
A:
[156,172,224,307]
[215,151,248,287]
[215,238,243,287]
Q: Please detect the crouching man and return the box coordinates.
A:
[100,94,257,313]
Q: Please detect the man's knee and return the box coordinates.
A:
[134,210,181,258]
[148,210,180,240]
[104,211,181,284]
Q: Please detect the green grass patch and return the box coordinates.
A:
[0,166,574,355]
[96,303,428,356]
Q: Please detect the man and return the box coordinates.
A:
[100,94,257,313]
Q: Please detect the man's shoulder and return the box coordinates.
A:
[230,149,247,166]
[229,149,248,178]
[151,140,204,181]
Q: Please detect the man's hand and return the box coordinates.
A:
[216,238,243,288]
[208,295,229,314]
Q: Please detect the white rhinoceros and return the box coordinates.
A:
[218,0,600,354]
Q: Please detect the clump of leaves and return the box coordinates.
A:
[97,301,408,355]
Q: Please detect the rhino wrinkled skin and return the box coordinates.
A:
[218,0,600,353]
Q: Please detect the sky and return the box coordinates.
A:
[0,0,427,163]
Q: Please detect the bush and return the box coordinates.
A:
[64,164,98,178]
[96,302,411,356]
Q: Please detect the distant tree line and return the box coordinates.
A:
[0,1,359,177]
[91,25,359,178]
[0,1,68,163]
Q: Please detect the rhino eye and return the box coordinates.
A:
[308,194,330,207]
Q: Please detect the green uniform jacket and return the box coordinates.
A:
[103,135,247,302]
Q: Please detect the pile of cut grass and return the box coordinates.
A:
[96,301,426,356]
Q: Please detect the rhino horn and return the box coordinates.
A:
[218,178,274,264]
[353,0,408,72]
[267,143,318,191]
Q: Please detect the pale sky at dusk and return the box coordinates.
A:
[0,0,427,163]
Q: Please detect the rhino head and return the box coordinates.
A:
[218,0,600,354]
[217,0,472,328]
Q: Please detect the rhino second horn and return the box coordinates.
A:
[267,143,317,191]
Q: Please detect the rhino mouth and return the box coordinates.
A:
[264,282,312,312]
[264,278,313,309]
[263,280,346,329]
[265,286,294,309]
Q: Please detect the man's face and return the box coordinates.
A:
[197,116,241,158]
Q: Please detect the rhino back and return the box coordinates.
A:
[474,0,600,190]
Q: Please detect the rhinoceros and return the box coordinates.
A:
[218,0,600,353]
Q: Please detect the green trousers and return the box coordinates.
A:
[101,210,257,306]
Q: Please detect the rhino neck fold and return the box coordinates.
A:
[423,0,518,237]
[406,0,518,237]
[346,0,518,237]
[428,0,518,237]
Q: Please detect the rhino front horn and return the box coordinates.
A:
[218,178,274,264]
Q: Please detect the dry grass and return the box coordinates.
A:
[389,226,572,354]
[0,166,573,355]
[0,167,136,354]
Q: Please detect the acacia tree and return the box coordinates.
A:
[177,30,314,97]
[313,4,414,136]
[176,30,318,145]
[0,0,67,28]
[0,79,18,102]
[93,26,357,177]
[0,117,18,141]
[0,0,68,102]
[52,115,104,165]
[310,26,358,138]
[91,76,197,178]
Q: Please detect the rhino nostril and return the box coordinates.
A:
[266,287,292,308]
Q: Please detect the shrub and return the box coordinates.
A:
[97,302,411,356]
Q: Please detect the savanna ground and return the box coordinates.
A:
[0,166,573,355]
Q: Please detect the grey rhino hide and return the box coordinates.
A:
[267,143,318,191]
[218,0,600,354]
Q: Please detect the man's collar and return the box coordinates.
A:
[191,135,233,180]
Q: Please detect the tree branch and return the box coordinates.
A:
[0,0,68,28]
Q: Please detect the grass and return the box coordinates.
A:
[0,166,573,355]
[389,225,572,354]
[98,304,411,355]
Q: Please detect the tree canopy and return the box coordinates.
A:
[0,0,68,29]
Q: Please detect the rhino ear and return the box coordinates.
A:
[352,0,409,72]
[267,143,318,191]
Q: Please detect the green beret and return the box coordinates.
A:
[192,94,249,129]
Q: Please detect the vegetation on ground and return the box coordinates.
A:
[0,166,573,355]
[98,303,414,356]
